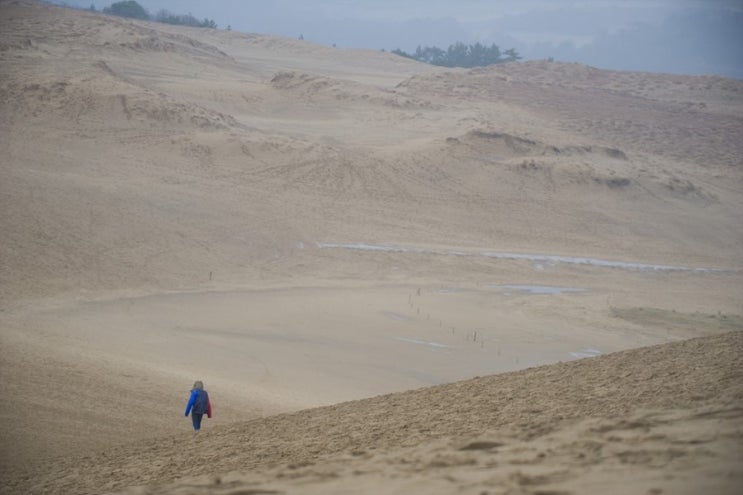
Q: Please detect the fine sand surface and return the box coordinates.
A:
[1,1,742,494]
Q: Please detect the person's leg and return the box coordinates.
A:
[192,413,203,430]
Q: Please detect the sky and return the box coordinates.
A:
[62,0,743,78]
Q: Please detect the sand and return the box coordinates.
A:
[6,332,743,494]
[1,1,742,494]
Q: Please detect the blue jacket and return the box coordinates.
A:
[185,389,211,417]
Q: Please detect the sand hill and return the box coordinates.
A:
[0,1,741,494]
[5,331,742,494]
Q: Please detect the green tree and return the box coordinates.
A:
[413,45,447,65]
[154,9,216,28]
[391,42,519,68]
[484,43,502,65]
[446,41,469,67]
[103,1,148,20]
[503,48,522,62]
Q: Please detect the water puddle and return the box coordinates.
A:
[491,284,586,295]
[570,348,602,359]
[383,311,409,321]
[317,242,724,273]
[437,288,462,294]
[394,337,449,350]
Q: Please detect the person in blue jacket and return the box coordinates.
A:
[184,380,212,431]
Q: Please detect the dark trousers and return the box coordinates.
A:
[192,413,204,430]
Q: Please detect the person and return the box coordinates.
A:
[184,380,212,431]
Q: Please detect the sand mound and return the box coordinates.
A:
[471,60,743,117]
[2,66,238,130]
[399,61,743,168]
[450,129,627,162]
[0,0,228,59]
[270,70,436,110]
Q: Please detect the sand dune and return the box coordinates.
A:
[4,332,741,494]
[1,1,742,493]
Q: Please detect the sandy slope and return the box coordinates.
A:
[2,0,741,307]
[1,1,742,494]
[3,331,741,494]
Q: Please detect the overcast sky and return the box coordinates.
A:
[69,1,743,78]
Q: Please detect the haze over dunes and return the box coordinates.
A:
[1,1,741,494]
